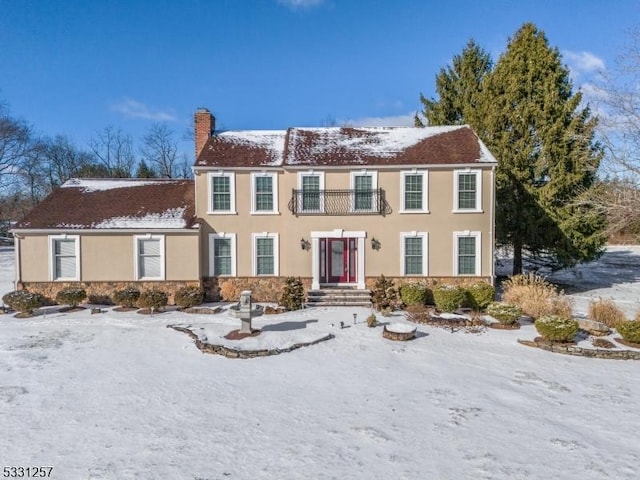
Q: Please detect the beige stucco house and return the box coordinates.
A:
[11,108,497,304]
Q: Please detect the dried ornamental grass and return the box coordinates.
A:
[588,298,627,328]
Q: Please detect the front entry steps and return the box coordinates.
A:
[306,288,372,307]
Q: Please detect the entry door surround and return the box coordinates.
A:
[311,230,366,289]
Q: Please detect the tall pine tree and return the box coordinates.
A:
[415,39,491,127]
[478,23,605,273]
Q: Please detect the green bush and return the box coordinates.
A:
[372,275,397,312]
[174,286,205,308]
[617,320,640,344]
[433,285,467,313]
[113,287,141,308]
[534,315,579,342]
[279,277,305,311]
[465,282,495,310]
[2,290,45,315]
[486,302,522,325]
[137,289,168,311]
[399,282,430,306]
[55,286,87,308]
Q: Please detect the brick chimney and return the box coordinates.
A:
[194,108,215,159]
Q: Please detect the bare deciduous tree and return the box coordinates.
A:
[0,103,32,191]
[141,123,179,178]
[89,126,135,178]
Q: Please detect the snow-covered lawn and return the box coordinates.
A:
[1,246,639,479]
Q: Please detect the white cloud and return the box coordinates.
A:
[347,112,416,127]
[563,50,606,80]
[277,0,324,10]
[110,98,176,121]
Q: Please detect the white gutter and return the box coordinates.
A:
[10,227,200,235]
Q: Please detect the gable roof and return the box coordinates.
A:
[195,125,497,168]
[14,179,198,231]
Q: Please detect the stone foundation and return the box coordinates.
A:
[203,277,312,303]
[19,280,201,306]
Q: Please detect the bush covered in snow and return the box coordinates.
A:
[372,275,397,313]
[56,286,87,308]
[279,277,304,311]
[486,302,522,325]
[465,282,495,310]
[2,290,45,315]
[617,319,640,344]
[137,289,168,311]
[534,315,579,342]
[113,287,141,308]
[433,285,467,313]
[588,298,627,328]
[174,286,205,308]
[399,282,430,306]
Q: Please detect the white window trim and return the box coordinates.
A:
[207,171,236,215]
[48,234,80,281]
[400,232,428,276]
[250,172,279,215]
[350,169,378,213]
[251,232,279,276]
[453,169,483,213]
[209,233,237,277]
[400,170,429,213]
[297,171,325,213]
[134,234,165,281]
[453,231,482,276]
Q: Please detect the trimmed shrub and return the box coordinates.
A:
[399,282,429,306]
[372,275,397,312]
[55,286,87,308]
[534,315,579,342]
[486,302,523,325]
[137,289,168,311]
[465,282,495,310]
[279,277,305,311]
[113,287,141,308]
[433,285,467,313]
[2,290,45,315]
[588,298,627,328]
[502,273,572,319]
[174,286,205,308]
[366,314,377,328]
[617,320,640,344]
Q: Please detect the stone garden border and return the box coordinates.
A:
[518,338,640,360]
[168,325,334,359]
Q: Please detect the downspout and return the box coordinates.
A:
[13,234,22,291]
[490,165,496,286]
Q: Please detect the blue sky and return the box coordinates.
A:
[1,0,638,160]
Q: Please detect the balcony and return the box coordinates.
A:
[288,188,390,216]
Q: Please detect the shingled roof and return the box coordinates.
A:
[195,125,497,168]
[13,179,198,230]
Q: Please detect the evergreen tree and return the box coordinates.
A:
[135,160,157,178]
[478,23,605,273]
[415,39,491,127]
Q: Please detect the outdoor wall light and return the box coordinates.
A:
[300,237,311,251]
[371,237,381,250]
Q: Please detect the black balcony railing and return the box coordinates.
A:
[288,188,390,216]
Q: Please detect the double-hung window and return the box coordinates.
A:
[454,170,482,212]
[49,235,80,280]
[209,233,236,276]
[252,233,279,276]
[208,172,236,214]
[400,232,428,276]
[454,231,481,275]
[401,171,428,213]
[351,170,378,212]
[135,235,165,280]
[298,172,324,213]
[251,172,278,214]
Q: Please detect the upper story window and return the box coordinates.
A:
[454,170,482,213]
[401,232,428,276]
[400,170,428,213]
[49,235,80,281]
[453,231,481,275]
[135,235,165,280]
[298,171,325,213]
[350,170,378,212]
[208,172,236,214]
[251,172,278,214]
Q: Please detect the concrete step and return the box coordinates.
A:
[306,289,372,307]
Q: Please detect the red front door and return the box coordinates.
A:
[327,238,356,283]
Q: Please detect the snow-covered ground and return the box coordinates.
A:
[1,246,639,479]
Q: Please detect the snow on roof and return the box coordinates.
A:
[216,130,287,166]
[92,208,187,229]
[62,178,173,192]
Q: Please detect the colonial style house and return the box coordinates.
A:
[11,108,497,304]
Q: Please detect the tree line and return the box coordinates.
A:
[0,106,191,224]
[416,22,640,274]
